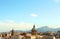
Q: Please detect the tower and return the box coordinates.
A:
[11,29,15,36]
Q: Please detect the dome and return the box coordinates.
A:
[32,25,36,31]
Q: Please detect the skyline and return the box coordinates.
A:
[0,0,60,32]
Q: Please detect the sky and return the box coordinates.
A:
[0,0,60,32]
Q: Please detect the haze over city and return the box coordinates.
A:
[0,0,60,32]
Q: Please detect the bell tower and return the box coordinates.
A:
[11,29,15,36]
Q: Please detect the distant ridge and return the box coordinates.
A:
[15,26,60,32]
[13,26,60,33]
[37,26,60,32]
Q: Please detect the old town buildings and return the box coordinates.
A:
[0,25,60,39]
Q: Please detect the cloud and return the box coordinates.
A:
[0,20,34,32]
[0,20,60,32]
[31,13,38,17]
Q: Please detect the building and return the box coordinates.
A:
[31,25,37,35]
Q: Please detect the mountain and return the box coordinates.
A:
[9,26,60,33]
[37,26,60,32]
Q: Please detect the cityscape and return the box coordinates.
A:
[0,25,60,39]
[0,0,60,39]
